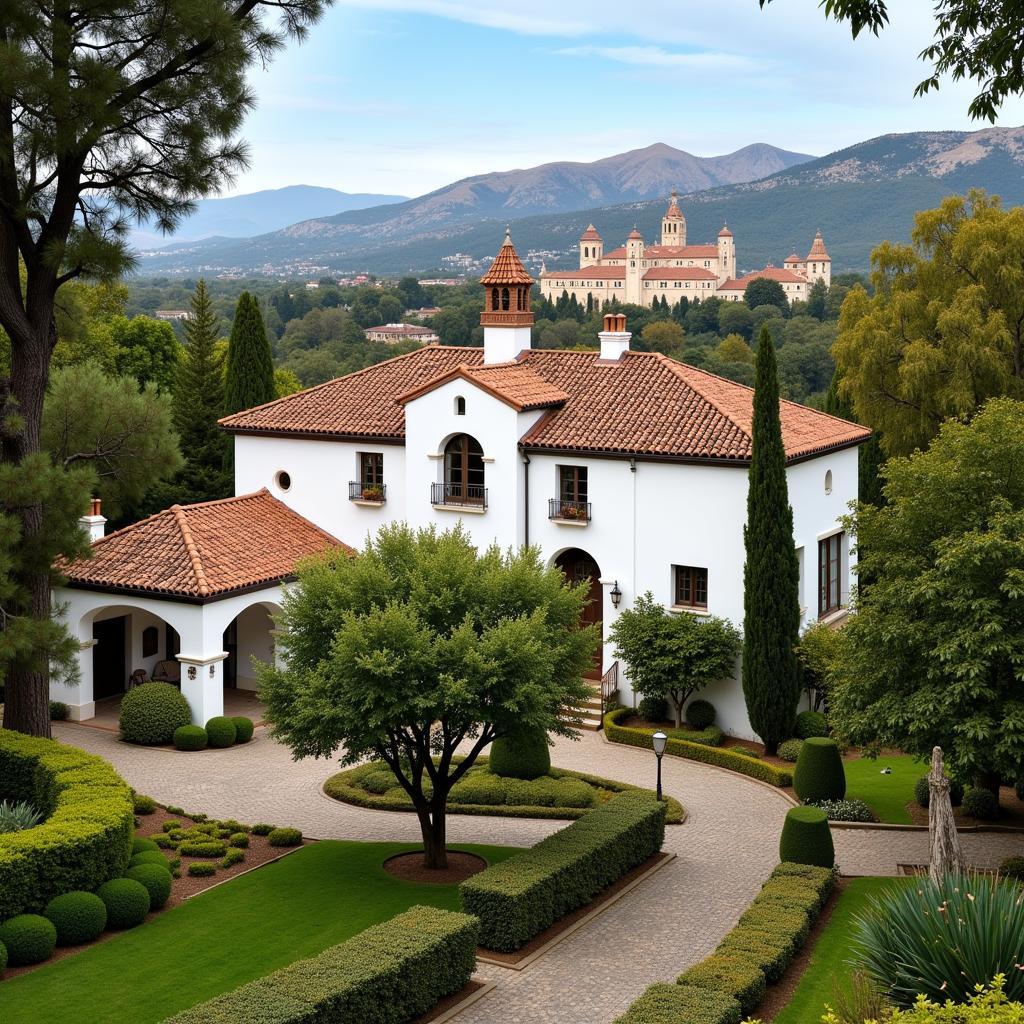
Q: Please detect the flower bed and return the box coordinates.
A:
[0,729,135,919]
[460,791,666,952]
[325,755,686,824]
[604,707,792,787]
[161,905,478,1023]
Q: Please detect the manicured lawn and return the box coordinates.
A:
[773,877,910,1024]
[844,754,924,824]
[0,840,516,1024]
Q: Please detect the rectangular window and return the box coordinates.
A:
[559,465,588,504]
[818,533,843,616]
[673,565,708,609]
[359,452,383,488]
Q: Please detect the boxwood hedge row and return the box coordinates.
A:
[161,905,478,1024]
[0,729,135,919]
[613,862,837,1023]
[603,708,792,788]
[460,790,666,952]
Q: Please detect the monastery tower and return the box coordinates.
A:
[661,189,686,246]
[479,228,534,364]
[579,224,603,268]
[717,224,736,284]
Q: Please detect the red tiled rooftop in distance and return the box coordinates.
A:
[398,362,569,412]
[720,266,809,289]
[641,267,718,281]
[579,224,602,241]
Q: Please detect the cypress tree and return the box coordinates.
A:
[172,280,231,502]
[225,291,275,415]
[742,325,801,754]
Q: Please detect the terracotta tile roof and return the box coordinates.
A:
[642,267,718,281]
[62,490,347,600]
[664,191,684,220]
[364,323,436,336]
[720,266,809,290]
[718,225,733,238]
[479,231,533,286]
[220,346,869,462]
[543,266,625,281]
[807,230,830,260]
[398,363,569,412]
[627,227,644,240]
[220,345,484,438]
[783,253,802,264]
[579,224,602,241]
[643,244,720,259]
[601,246,628,259]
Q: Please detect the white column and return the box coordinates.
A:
[54,638,97,721]
[177,651,227,725]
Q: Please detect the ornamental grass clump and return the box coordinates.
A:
[850,872,1024,1007]
[0,799,44,833]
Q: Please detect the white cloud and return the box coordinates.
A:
[552,45,761,71]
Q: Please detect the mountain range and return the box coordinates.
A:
[139,127,1024,275]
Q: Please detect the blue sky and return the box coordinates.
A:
[234,0,1024,198]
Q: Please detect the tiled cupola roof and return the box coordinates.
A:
[480,229,533,286]
[580,224,602,241]
[806,230,830,260]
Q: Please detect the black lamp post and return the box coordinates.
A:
[652,730,667,801]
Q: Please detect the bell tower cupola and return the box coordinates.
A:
[480,227,534,364]
[579,224,603,268]
[661,189,686,247]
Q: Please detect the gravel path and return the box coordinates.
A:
[52,723,1024,1023]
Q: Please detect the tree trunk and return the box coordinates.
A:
[674,700,683,729]
[417,796,448,870]
[928,747,964,882]
[763,738,779,756]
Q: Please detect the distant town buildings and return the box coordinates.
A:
[539,191,831,309]
[405,307,443,319]
[154,309,191,321]
[364,323,440,345]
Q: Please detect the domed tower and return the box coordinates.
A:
[717,224,735,283]
[480,227,534,364]
[661,189,686,247]
[625,226,644,305]
[579,224,603,268]
[806,230,831,287]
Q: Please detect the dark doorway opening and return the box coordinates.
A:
[554,548,603,679]
[93,616,127,699]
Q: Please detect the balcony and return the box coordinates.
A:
[548,498,591,524]
[431,482,487,511]
[348,481,386,505]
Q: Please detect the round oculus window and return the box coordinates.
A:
[276,470,291,492]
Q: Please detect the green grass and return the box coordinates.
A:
[0,840,516,1024]
[773,877,911,1024]
[843,754,924,824]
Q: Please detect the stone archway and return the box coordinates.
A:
[554,548,603,679]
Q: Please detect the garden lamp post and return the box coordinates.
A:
[652,731,667,801]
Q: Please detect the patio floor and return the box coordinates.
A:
[83,688,266,732]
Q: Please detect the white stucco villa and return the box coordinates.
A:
[53,231,869,740]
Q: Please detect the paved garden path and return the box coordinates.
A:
[53,723,1024,1023]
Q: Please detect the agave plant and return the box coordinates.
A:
[850,872,1024,1007]
[0,798,44,833]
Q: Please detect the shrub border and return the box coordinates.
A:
[603,707,793,788]
[323,755,686,825]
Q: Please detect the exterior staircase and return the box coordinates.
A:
[565,661,620,732]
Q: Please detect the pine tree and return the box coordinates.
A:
[225,291,275,415]
[742,326,802,754]
[172,280,231,503]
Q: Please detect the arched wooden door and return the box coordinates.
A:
[555,548,603,679]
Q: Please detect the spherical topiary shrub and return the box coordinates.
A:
[795,710,828,739]
[232,717,254,744]
[637,695,668,723]
[779,806,835,868]
[132,836,160,855]
[129,850,169,869]
[685,699,716,730]
[125,863,172,909]
[267,827,303,847]
[119,683,192,745]
[173,725,208,751]
[778,738,804,763]
[963,786,1000,821]
[488,727,551,780]
[0,914,57,965]
[44,891,107,946]
[205,716,237,749]
[793,737,846,803]
[97,877,150,929]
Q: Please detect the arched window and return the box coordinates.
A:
[517,288,525,311]
[454,395,466,416]
[501,287,510,311]
[491,287,499,311]
[584,246,589,258]
[824,469,833,495]
[444,434,484,505]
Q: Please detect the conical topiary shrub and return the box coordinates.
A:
[489,727,551,780]
[779,806,834,868]
[793,736,846,803]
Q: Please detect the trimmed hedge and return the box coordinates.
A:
[132,836,160,854]
[205,716,237,749]
[188,862,215,877]
[0,729,134,918]
[460,791,665,951]
[173,726,208,752]
[613,983,741,1024]
[793,737,846,803]
[161,905,479,1024]
[44,890,107,945]
[678,955,765,1016]
[268,827,303,847]
[795,710,828,739]
[119,683,192,745]
[489,727,551,780]
[963,786,1000,820]
[179,839,226,858]
[685,699,717,729]
[779,806,835,868]
[232,717,255,744]
[604,708,792,787]
[130,850,170,868]
[133,793,157,814]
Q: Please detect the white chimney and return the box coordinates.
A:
[80,497,106,543]
[599,313,631,360]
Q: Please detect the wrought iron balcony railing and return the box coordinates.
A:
[548,498,591,522]
[431,482,487,509]
[349,481,386,503]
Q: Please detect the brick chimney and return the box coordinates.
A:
[599,313,630,361]
[80,498,106,543]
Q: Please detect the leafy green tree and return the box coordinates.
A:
[0,0,326,736]
[274,368,303,397]
[639,320,686,358]
[742,327,802,754]
[42,363,183,519]
[225,293,275,416]
[830,398,1024,789]
[744,278,788,314]
[834,191,1024,456]
[109,316,182,393]
[759,0,1024,121]
[718,302,754,340]
[259,524,596,869]
[610,592,740,728]
[806,280,828,321]
[715,334,755,365]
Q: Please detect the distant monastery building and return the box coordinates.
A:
[539,190,831,309]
